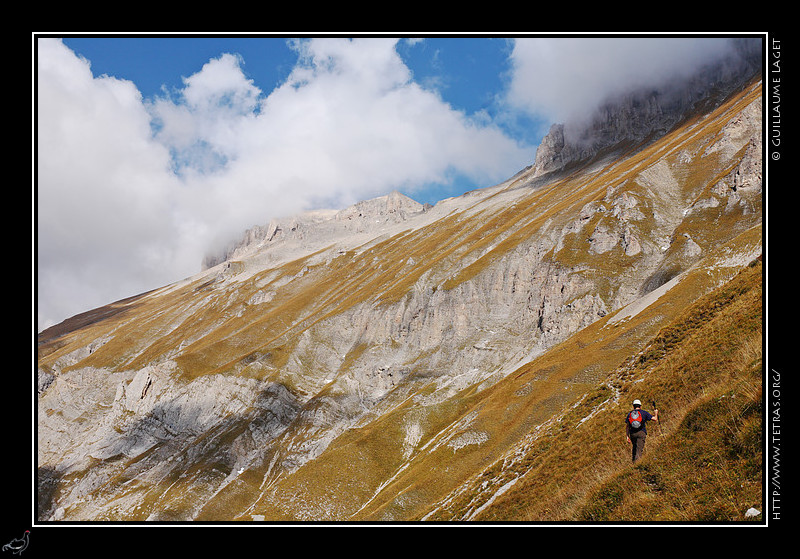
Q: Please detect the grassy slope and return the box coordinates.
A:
[232,82,763,522]
[37,81,762,383]
[454,258,763,523]
[36,80,762,523]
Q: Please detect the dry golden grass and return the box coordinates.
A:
[36,79,763,523]
[460,258,763,523]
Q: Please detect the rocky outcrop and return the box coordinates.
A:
[532,37,762,178]
[203,191,428,269]
[37,65,763,523]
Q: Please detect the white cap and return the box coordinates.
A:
[632,399,641,406]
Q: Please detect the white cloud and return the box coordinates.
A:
[37,38,197,332]
[34,36,754,332]
[36,37,532,331]
[148,37,532,252]
[505,37,737,124]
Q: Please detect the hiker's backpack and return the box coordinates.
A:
[628,409,643,429]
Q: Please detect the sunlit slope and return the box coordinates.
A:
[309,228,760,521]
[424,257,762,522]
[37,79,762,522]
[38,80,761,380]
[206,82,761,521]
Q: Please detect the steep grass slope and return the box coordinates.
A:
[425,258,762,522]
[36,77,762,523]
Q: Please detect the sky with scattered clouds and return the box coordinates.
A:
[35,34,742,331]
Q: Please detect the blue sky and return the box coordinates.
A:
[37,34,743,331]
[58,36,542,205]
[61,37,518,128]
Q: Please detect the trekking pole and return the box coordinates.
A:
[652,399,663,437]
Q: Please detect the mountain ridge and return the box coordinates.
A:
[201,190,431,270]
[37,62,763,522]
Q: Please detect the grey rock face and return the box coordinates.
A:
[532,38,761,179]
[203,191,427,269]
[37,60,763,522]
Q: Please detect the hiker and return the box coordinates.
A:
[625,399,658,463]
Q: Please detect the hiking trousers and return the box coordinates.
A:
[630,430,646,463]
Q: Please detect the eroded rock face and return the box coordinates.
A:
[37,63,763,522]
[203,191,428,269]
[532,38,761,179]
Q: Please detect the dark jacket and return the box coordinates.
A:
[626,408,653,434]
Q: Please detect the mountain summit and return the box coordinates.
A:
[201,190,429,270]
[37,55,763,522]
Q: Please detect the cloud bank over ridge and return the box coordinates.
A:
[505,37,738,124]
[36,36,746,331]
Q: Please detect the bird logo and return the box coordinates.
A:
[2,531,29,555]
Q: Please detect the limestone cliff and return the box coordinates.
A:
[532,37,761,178]
[37,63,763,522]
[202,191,429,270]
